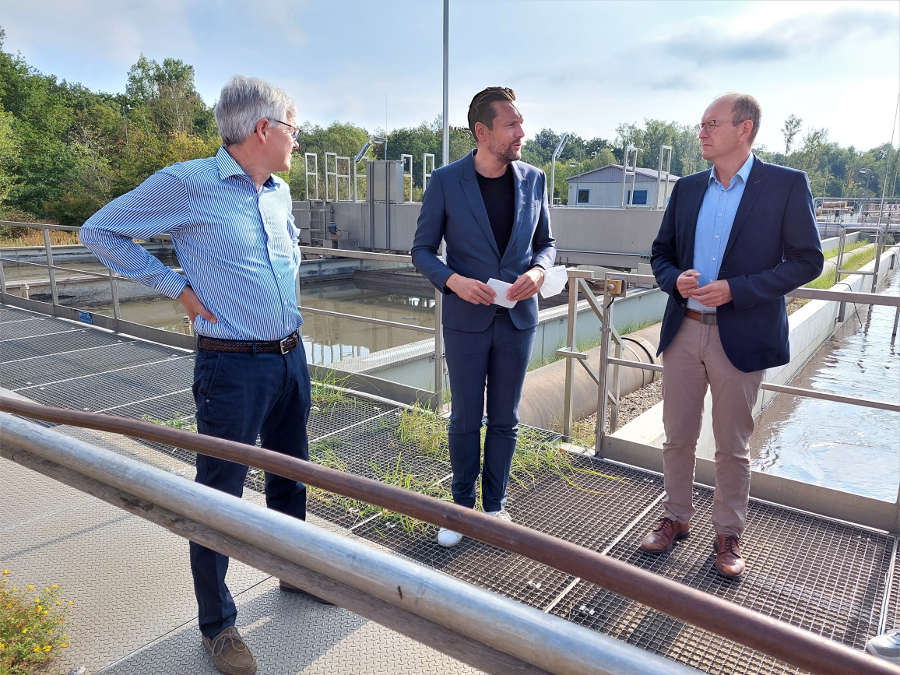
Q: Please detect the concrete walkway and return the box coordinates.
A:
[0,429,477,674]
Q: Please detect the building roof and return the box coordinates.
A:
[565,164,680,183]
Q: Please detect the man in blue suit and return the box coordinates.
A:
[412,87,556,547]
[643,93,823,577]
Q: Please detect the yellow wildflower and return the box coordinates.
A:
[68,600,73,605]
[2,569,7,574]
[44,586,49,592]
[27,584,34,590]
[43,610,48,615]
[37,604,42,612]
[55,601,61,606]
[22,628,28,634]
[0,643,5,649]
[33,646,40,652]
[43,644,52,651]
[60,642,68,648]
[63,633,68,639]
[50,584,58,589]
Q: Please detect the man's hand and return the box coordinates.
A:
[676,269,702,298]
[690,279,732,307]
[179,286,217,324]
[508,266,545,302]
[446,274,496,305]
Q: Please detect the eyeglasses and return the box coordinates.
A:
[697,119,748,132]
[269,119,300,141]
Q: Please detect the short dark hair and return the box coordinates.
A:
[468,87,517,139]
[729,93,761,145]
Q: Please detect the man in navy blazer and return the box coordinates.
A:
[643,93,823,576]
[412,87,556,547]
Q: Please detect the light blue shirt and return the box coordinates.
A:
[688,153,754,312]
[80,147,303,341]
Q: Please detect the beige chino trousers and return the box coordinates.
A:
[661,318,764,537]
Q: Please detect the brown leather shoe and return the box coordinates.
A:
[640,517,690,553]
[202,626,257,675]
[714,534,745,578]
[279,580,334,605]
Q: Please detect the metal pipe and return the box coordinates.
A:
[594,275,613,453]
[108,268,120,320]
[0,399,893,675]
[298,246,411,263]
[834,227,846,286]
[0,415,691,675]
[562,273,580,440]
[442,0,449,167]
[0,250,6,296]
[42,228,59,308]
[298,305,434,333]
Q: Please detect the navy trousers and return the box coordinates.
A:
[190,343,311,639]
[443,310,535,512]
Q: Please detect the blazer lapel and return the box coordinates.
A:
[460,152,501,259]
[721,156,765,263]
[503,161,530,262]
[683,170,710,261]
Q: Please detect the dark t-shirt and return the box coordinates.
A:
[476,166,515,257]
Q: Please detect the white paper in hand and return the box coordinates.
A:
[539,265,567,299]
[487,278,517,308]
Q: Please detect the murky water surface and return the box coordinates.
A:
[92,279,435,366]
[750,271,900,501]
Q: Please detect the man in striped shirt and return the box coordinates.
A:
[80,75,318,675]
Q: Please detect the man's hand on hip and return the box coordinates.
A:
[508,267,545,302]
[691,280,732,307]
[446,273,496,305]
[179,286,217,324]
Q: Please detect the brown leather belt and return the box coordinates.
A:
[684,309,717,325]
[197,330,300,355]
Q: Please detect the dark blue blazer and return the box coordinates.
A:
[651,156,824,373]
[411,151,556,332]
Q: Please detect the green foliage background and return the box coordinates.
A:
[0,24,896,224]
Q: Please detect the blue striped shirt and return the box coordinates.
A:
[80,147,302,341]
[688,152,754,312]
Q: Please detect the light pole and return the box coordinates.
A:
[549,133,569,206]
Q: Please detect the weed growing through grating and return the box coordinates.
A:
[310,372,350,413]
[0,571,70,674]
[370,453,454,535]
[397,405,449,461]
[308,438,379,518]
[510,427,620,493]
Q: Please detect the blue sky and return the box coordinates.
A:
[2,0,898,152]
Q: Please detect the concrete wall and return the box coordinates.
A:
[342,287,668,391]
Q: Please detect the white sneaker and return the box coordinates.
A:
[866,629,900,663]
[437,527,463,547]
[485,509,512,522]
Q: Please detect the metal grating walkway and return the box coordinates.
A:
[1,302,897,674]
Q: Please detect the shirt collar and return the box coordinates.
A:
[216,146,276,188]
[709,152,754,189]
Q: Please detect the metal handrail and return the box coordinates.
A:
[0,397,894,675]
[0,412,691,675]
[0,223,446,407]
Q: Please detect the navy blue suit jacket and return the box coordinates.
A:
[411,151,556,332]
[651,156,824,373]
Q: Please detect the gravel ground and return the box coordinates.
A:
[563,378,663,447]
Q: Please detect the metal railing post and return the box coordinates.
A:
[42,228,59,308]
[833,226,846,286]
[562,272,580,441]
[610,339,622,433]
[0,249,6,296]
[870,226,884,293]
[594,275,613,454]
[108,268,121,320]
[433,288,444,409]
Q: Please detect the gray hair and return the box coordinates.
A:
[715,92,761,145]
[214,75,296,146]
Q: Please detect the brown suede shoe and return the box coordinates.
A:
[640,517,690,553]
[279,580,334,605]
[202,626,257,675]
[714,534,745,578]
